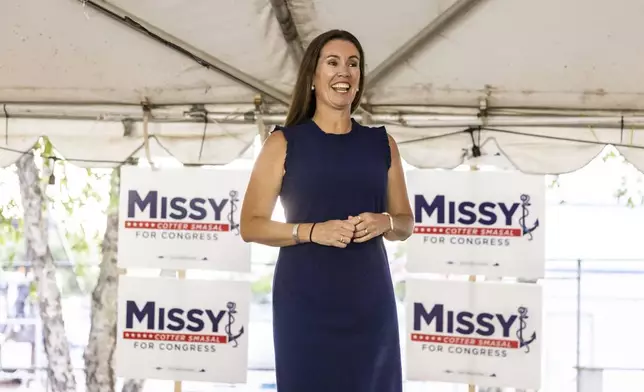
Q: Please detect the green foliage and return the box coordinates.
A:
[601,148,644,208]
[42,137,112,263]
[251,272,273,296]
[0,167,22,265]
[393,242,407,261]
[0,136,113,295]
[394,280,406,302]
[546,175,560,189]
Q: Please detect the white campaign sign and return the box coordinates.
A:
[115,276,250,383]
[406,170,545,279]
[405,279,542,390]
[117,166,251,271]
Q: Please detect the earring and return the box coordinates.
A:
[311,85,315,90]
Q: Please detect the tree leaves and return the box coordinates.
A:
[602,147,644,208]
[0,189,23,265]
[1,137,111,274]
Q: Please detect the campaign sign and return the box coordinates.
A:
[117,166,251,271]
[407,170,545,279]
[115,276,250,383]
[405,279,542,389]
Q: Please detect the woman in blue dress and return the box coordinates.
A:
[240,29,414,392]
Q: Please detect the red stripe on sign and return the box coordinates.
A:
[413,226,522,237]
[411,333,519,349]
[123,331,228,344]
[124,220,230,232]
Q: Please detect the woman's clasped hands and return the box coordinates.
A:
[310,213,391,248]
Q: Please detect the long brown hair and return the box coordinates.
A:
[284,30,365,127]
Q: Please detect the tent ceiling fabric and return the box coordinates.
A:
[365,0,644,110]
[391,126,644,173]
[1,0,643,173]
[0,118,257,168]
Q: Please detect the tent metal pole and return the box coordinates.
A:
[3,104,644,128]
[80,1,292,106]
[5,106,644,129]
[365,0,487,90]
[5,103,644,120]
[269,0,305,65]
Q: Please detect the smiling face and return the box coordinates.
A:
[312,39,362,113]
[284,30,366,127]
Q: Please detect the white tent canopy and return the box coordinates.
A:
[1,0,643,172]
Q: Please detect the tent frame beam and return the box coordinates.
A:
[365,0,487,91]
[82,0,292,106]
[266,1,375,116]
[6,102,644,118]
[269,0,305,65]
[3,104,644,129]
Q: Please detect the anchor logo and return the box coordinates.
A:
[225,301,244,348]
[518,194,539,241]
[227,190,240,236]
[516,306,537,353]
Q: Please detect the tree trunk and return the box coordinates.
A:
[84,168,120,392]
[16,153,77,392]
[121,379,145,392]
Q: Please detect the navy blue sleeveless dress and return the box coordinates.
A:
[272,118,403,392]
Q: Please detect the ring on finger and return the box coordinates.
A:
[340,236,345,243]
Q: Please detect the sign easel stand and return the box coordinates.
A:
[139,119,188,392]
[467,274,477,392]
[468,164,479,392]
[173,269,186,392]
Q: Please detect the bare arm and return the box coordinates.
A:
[239,131,310,247]
[352,133,415,243]
[239,131,355,248]
[383,133,414,241]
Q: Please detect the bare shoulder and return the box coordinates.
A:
[386,132,399,148]
[242,129,287,220]
[255,129,287,165]
[383,128,413,216]
[381,128,402,161]
[263,129,287,151]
